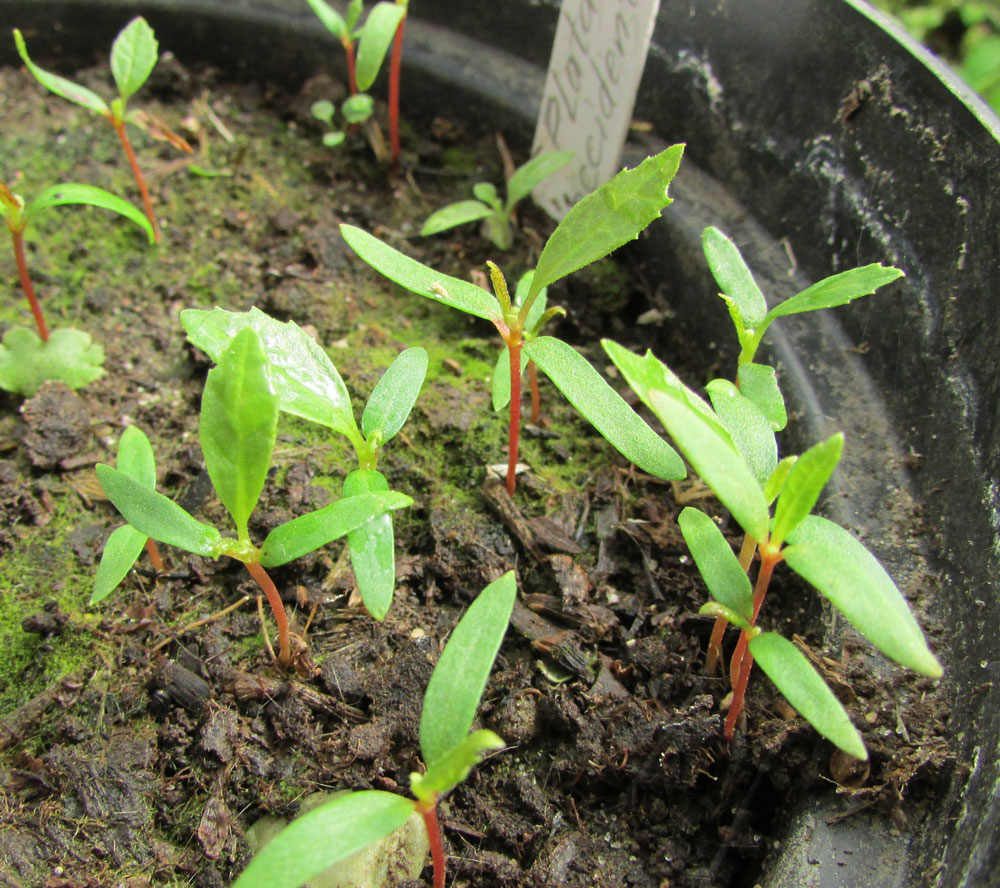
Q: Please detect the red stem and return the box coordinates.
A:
[506,338,523,496]
[388,14,406,168]
[343,38,359,95]
[10,228,49,341]
[144,538,165,573]
[528,360,541,424]
[419,800,446,888]
[244,560,291,668]
[705,534,757,676]
[113,119,161,243]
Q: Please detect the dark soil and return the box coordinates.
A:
[0,55,950,888]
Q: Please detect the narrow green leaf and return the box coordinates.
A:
[529,144,684,301]
[230,790,416,888]
[526,336,684,480]
[646,387,770,541]
[783,516,943,677]
[698,600,750,631]
[505,150,574,211]
[705,378,777,487]
[490,346,529,412]
[361,347,428,444]
[96,464,221,556]
[766,264,904,321]
[91,525,148,604]
[344,470,396,621]
[304,0,348,38]
[771,433,843,548]
[737,363,787,431]
[421,200,493,237]
[702,226,768,331]
[341,224,504,325]
[27,183,154,243]
[749,632,868,760]
[411,730,504,803]
[200,327,278,540]
[420,571,516,767]
[764,455,798,505]
[181,307,359,440]
[110,17,158,102]
[13,29,110,115]
[679,507,753,621]
[355,2,405,91]
[116,425,156,489]
[517,271,548,334]
[259,491,413,567]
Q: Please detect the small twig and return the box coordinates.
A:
[151,595,251,652]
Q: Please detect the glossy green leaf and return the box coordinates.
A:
[647,387,770,541]
[110,17,157,102]
[705,378,777,487]
[771,433,843,548]
[344,470,396,621]
[764,455,798,505]
[505,150,574,211]
[116,425,156,489]
[528,144,684,302]
[341,224,504,325]
[13,29,110,115]
[27,183,154,243]
[96,464,222,556]
[420,200,493,237]
[355,2,405,91]
[737,363,787,431]
[767,264,904,321]
[91,525,148,604]
[231,790,416,888]
[260,491,413,567]
[411,729,504,803]
[783,516,943,677]
[490,346,529,412]
[420,571,516,767]
[702,226,768,331]
[749,632,867,760]
[679,507,753,621]
[200,327,278,540]
[0,326,105,396]
[181,307,359,440]
[361,347,428,444]
[304,0,348,38]
[526,337,684,480]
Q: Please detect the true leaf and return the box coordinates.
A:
[749,632,868,760]
[529,144,684,302]
[764,455,798,505]
[705,378,777,487]
[110,17,158,103]
[91,525,148,605]
[698,600,751,631]
[421,200,494,237]
[199,327,279,540]
[410,730,505,803]
[737,363,787,431]
[355,2,406,91]
[361,347,428,444]
[472,182,500,206]
[770,433,843,548]
[525,337,684,480]
[702,226,768,331]
[420,571,516,768]
[13,29,110,115]
[344,470,396,621]
[304,0,348,38]
[679,507,753,621]
[783,515,943,676]
[505,150,574,211]
[0,326,105,396]
[27,183,155,243]
[115,425,156,488]
[766,264,904,321]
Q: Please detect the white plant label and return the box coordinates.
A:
[531,0,661,219]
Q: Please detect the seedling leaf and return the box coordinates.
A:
[420,571,516,767]
[344,470,396,621]
[355,2,405,91]
[783,516,943,676]
[92,525,148,604]
[13,29,110,115]
[525,336,684,480]
[506,150,574,211]
[230,790,415,888]
[770,433,843,548]
[411,730,505,803]
[766,264,904,321]
[110,17,158,102]
[473,182,500,206]
[342,92,374,123]
[703,226,768,331]
[304,0,348,38]
[737,363,787,431]
[27,183,154,243]
[679,507,753,621]
[764,455,798,505]
[749,632,868,760]
[0,326,105,396]
[491,347,529,412]
[705,378,777,487]
[421,200,494,236]
[115,425,156,488]
[698,600,751,631]
[361,347,428,443]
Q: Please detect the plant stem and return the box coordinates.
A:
[388,13,406,168]
[113,120,161,243]
[418,799,446,888]
[343,38,358,95]
[244,560,291,668]
[704,534,756,675]
[144,538,165,572]
[506,338,523,496]
[10,228,49,341]
[528,360,541,424]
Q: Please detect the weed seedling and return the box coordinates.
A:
[311,94,376,148]
[14,17,191,242]
[181,306,426,621]
[421,150,573,250]
[231,570,516,888]
[97,326,412,667]
[343,145,688,495]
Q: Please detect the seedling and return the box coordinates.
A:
[230,570,516,888]
[311,94,376,148]
[14,17,191,242]
[343,145,688,495]
[421,150,574,250]
[181,307,426,621]
[0,178,153,394]
[97,326,412,667]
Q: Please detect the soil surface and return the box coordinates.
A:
[0,54,951,888]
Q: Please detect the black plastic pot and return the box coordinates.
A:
[5,1,999,885]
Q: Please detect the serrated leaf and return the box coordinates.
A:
[529,144,684,302]
[702,226,768,331]
[420,571,516,767]
[0,326,104,396]
[420,200,493,237]
[526,337,684,480]
[767,264,904,321]
[13,29,110,115]
[27,183,154,243]
[771,433,843,548]
[342,224,504,325]
[91,525,148,604]
[749,632,868,760]
[344,470,396,621]
[705,378,777,487]
[96,464,221,555]
[110,17,158,102]
[411,730,504,803]
[506,150,574,212]
[783,516,942,676]
[361,347,427,444]
[200,327,278,540]
[259,491,413,567]
[355,2,405,91]
[230,790,416,888]
[679,507,753,621]
[304,0,348,38]
[737,363,787,431]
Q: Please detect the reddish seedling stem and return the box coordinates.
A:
[112,119,161,243]
[528,361,541,424]
[144,538,165,573]
[704,533,757,675]
[388,14,406,168]
[343,38,359,95]
[506,338,523,496]
[418,798,446,888]
[10,227,49,341]
[244,560,291,668]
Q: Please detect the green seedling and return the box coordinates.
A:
[97,326,412,667]
[0,178,153,395]
[231,570,516,888]
[343,145,688,495]
[311,94,376,148]
[14,17,188,242]
[421,150,574,250]
[181,307,426,621]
